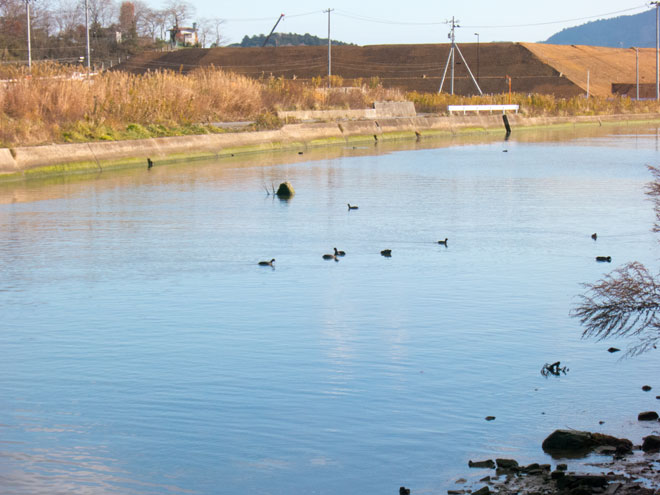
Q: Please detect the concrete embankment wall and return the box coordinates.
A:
[2,113,660,182]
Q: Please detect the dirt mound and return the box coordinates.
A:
[522,43,657,97]
[117,43,650,98]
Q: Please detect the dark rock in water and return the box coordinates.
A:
[591,433,633,453]
[607,347,620,353]
[542,429,632,454]
[276,181,295,198]
[472,486,490,495]
[595,445,617,455]
[485,416,496,421]
[521,462,540,473]
[448,491,466,495]
[496,458,519,470]
[399,486,410,495]
[638,411,659,421]
[556,474,608,490]
[468,459,495,469]
[642,385,652,391]
[556,463,568,471]
[642,435,660,452]
[543,430,592,451]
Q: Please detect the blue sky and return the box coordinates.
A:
[154,1,651,45]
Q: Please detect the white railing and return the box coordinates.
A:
[448,104,519,115]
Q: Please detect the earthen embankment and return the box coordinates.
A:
[2,113,659,182]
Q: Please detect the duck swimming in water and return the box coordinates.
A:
[437,238,448,246]
[334,247,346,257]
[591,233,597,240]
[347,203,359,210]
[380,249,392,257]
[258,258,275,266]
[596,256,611,262]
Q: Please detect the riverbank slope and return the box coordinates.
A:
[2,113,660,183]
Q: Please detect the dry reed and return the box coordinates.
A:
[2,63,660,147]
[0,64,405,146]
[407,91,660,116]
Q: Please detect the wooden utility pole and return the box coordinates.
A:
[653,2,660,100]
[324,8,334,88]
[636,47,639,100]
[25,0,31,70]
[85,0,91,70]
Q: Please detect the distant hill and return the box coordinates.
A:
[544,9,655,47]
[230,32,354,47]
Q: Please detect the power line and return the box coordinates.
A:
[219,11,320,22]
[334,4,648,29]
[465,4,649,28]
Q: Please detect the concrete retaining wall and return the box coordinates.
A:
[2,113,660,182]
[278,101,417,122]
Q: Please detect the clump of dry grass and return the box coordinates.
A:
[2,62,660,147]
[0,64,406,146]
[407,91,660,116]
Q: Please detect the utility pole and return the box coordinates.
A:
[324,8,334,89]
[85,0,91,70]
[474,32,480,85]
[654,2,660,100]
[439,17,482,95]
[636,47,639,100]
[450,17,456,94]
[586,70,590,98]
[25,0,31,70]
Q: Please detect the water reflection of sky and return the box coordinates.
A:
[0,124,659,494]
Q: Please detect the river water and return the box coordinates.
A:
[0,125,659,495]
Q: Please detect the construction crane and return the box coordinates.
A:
[262,14,285,47]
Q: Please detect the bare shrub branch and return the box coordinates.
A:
[647,165,660,233]
[572,262,660,355]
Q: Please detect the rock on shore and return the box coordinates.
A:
[454,429,660,495]
[541,429,632,454]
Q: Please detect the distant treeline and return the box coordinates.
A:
[231,32,354,47]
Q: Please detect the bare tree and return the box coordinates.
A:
[573,262,660,355]
[209,16,224,46]
[164,0,194,28]
[572,166,660,356]
[87,0,116,27]
[52,0,83,33]
[132,0,160,39]
[0,0,24,18]
[196,18,213,47]
[649,165,660,233]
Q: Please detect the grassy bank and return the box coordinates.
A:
[2,63,660,147]
[407,91,660,116]
[0,64,402,147]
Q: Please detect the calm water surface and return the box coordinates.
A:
[1,126,659,494]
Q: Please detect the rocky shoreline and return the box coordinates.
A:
[445,429,660,495]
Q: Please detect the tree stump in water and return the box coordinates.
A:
[276,182,295,198]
